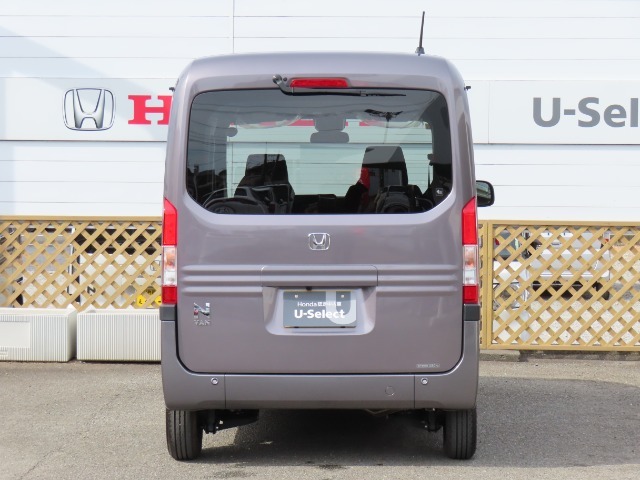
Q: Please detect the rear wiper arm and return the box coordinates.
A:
[272,75,405,97]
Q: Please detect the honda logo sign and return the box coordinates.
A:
[63,88,115,131]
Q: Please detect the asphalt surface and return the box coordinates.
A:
[0,359,638,480]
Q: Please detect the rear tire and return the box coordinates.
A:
[166,409,203,461]
[443,408,477,460]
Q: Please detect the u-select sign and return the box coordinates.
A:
[534,97,640,128]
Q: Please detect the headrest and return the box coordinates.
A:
[245,154,285,172]
[362,146,405,167]
[311,117,349,143]
[241,154,288,185]
[314,116,346,131]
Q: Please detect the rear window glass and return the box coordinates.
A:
[186,88,452,214]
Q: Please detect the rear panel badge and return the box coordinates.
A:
[308,233,330,251]
[193,302,211,326]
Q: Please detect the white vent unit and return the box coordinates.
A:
[77,310,160,361]
[0,308,77,362]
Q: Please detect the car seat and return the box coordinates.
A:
[424,159,452,206]
[345,146,411,213]
[235,154,295,213]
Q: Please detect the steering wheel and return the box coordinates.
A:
[203,197,267,214]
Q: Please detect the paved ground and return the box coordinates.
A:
[0,358,638,480]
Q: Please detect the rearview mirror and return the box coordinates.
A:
[476,180,495,207]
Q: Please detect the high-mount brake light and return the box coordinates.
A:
[462,197,479,304]
[162,198,178,305]
[289,78,350,89]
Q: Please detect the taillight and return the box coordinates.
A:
[289,77,349,89]
[462,197,479,304]
[162,198,178,305]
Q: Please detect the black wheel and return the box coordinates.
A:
[166,409,203,461]
[443,408,477,460]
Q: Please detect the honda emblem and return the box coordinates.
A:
[308,233,330,251]
[63,88,115,131]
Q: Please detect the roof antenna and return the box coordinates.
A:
[415,11,425,56]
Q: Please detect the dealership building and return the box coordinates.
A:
[0,0,639,220]
[0,0,639,357]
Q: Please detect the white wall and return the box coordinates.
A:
[0,1,232,215]
[1,0,639,219]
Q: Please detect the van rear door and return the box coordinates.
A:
[174,84,465,375]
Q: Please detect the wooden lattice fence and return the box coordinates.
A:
[0,218,161,311]
[482,222,640,351]
[1,217,639,351]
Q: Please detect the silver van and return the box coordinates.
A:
[161,52,495,461]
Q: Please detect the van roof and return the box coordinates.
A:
[180,52,464,93]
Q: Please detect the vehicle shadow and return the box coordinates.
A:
[195,376,639,468]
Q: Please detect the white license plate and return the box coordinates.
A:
[283,290,356,328]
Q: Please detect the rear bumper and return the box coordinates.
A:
[161,318,479,411]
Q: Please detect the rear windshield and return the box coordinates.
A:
[186,88,452,215]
